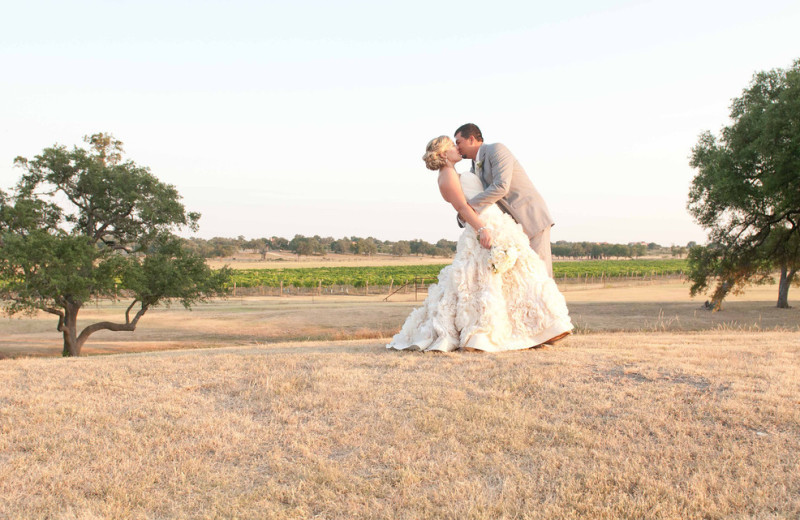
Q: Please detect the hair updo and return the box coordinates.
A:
[422,135,453,170]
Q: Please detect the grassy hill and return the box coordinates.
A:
[1,332,798,518]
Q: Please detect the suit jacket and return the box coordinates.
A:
[466,143,554,239]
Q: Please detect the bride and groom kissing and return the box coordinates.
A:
[387,123,573,353]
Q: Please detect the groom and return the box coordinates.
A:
[455,123,555,277]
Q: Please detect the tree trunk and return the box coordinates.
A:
[61,301,82,357]
[60,299,149,356]
[777,266,796,309]
[72,300,150,355]
[709,279,733,312]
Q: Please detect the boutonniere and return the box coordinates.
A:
[476,160,484,171]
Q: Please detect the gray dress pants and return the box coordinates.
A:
[529,227,553,278]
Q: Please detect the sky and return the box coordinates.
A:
[1,0,798,246]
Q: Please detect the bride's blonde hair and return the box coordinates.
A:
[422,136,453,170]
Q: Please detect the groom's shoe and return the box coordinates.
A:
[544,332,571,346]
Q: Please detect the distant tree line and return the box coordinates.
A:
[551,241,693,259]
[182,235,693,260]
[181,235,459,259]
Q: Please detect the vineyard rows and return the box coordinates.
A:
[228,259,688,288]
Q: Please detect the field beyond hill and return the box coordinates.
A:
[1,282,796,359]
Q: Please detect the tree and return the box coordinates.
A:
[330,238,351,254]
[687,60,800,309]
[409,239,432,256]
[354,238,377,256]
[252,238,271,260]
[608,244,630,258]
[0,133,230,356]
[570,242,587,258]
[239,237,271,260]
[631,243,647,258]
[391,241,411,256]
[289,235,312,257]
[207,237,239,257]
[670,245,687,258]
[551,242,571,258]
[435,239,457,255]
[270,236,289,251]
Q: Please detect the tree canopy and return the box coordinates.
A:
[687,59,800,309]
[0,133,230,356]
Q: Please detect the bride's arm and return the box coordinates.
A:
[438,168,493,249]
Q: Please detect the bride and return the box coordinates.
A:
[387,136,573,352]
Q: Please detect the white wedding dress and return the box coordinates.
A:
[387,171,573,352]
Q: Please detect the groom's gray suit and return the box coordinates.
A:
[468,143,555,276]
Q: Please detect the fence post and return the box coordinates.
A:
[280,280,283,297]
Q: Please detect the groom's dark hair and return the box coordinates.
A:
[455,123,483,142]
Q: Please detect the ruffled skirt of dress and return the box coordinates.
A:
[387,208,573,352]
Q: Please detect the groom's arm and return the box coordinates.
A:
[468,144,514,212]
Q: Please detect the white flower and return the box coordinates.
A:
[489,245,519,274]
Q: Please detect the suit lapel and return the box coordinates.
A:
[477,146,487,186]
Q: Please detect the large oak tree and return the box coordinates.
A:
[0,133,230,356]
[687,60,800,309]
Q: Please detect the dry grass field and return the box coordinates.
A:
[1,282,796,359]
[1,332,798,518]
[1,281,798,518]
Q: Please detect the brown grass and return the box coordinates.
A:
[0,298,404,358]
[2,282,797,359]
[1,332,798,518]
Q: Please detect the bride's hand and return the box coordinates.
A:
[478,227,493,249]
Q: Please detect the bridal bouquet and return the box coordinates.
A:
[489,244,519,274]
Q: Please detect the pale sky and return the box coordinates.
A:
[1,0,798,245]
